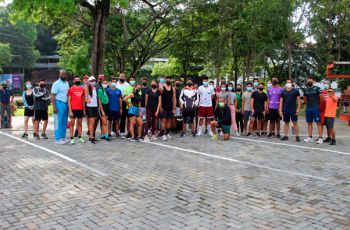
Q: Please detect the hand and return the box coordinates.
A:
[160,108,163,113]
[83,111,86,117]
[296,109,300,115]
[172,109,176,115]
[279,111,283,117]
[69,111,73,118]
[29,106,33,110]
[251,109,254,115]
[155,110,159,117]
[102,111,105,116]
[241,110,244,114]
[265,109,269,114]
[120,109,123,115]
[53,107,58,114]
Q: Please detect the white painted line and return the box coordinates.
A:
[0,131,108,177]
[143,141,329,181]
[230,136,350,156]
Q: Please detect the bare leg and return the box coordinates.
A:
[70,118,76,138]
[42,120,48,135]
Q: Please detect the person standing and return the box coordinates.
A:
[124,84,143,141]
[0,83,14,128]
[116,73,130,135]
[197,76,215,137]
[242,82,253,135]
[144,80,161,142]
[107,78,123,138]
[67,76,86,145]
[33,79,50,140]
[279,79,301,142]
[159,76,176,141]
[227,83,239,136]
[179,79,198,137]
[267,77,283,138]
[320,79,332,142]
[303,76,323,144]
[323,88,338,145]
[235,84,244,134]
[140,77,149,134]
[85,76,99,144]
[51,70,70,144]
[250,83,268,136]
[22,81,34,138]
[98,79,110,141]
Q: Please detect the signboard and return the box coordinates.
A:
[12,74,22,89]
[326,61,350,79]
[0,74,23,89]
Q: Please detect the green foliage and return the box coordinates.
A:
[0,42,11,71]
[151,58,182,77]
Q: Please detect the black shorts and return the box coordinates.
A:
[252,111,264,120]
[324,117,335,128]
[268,109,280,121]
[182,109,196,124]
[161,109,173,119]
[24,108,34,117]
[34,110,48,121]
[108,110,120,121]
[86,106,98,118]
[71,110,84,119]
[283,110,298,122]
[100,104,109,117]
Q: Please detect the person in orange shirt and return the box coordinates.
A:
[324,88,338,145]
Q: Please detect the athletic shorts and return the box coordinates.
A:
[34,109,48,121]
[24,107,34,117]
[243,111,251,121]
[252,111,264,120]
[0,103,11,117]
[283,110,298,122]
[268,109,280,121]
[128,106,139,117]
[182,109,196,124]
[161,109,173,119]
[324,117,335,128]
[108,110,120,121]
[305,107,321,123]
[71,110,84,119]
[198,106,214,119]
[220,124,231,134]
[100,104,109,117]
[86,106,98,118]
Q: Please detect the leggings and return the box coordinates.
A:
[236,111,244,133]
[145,108,157,135]
[229,105,238,131]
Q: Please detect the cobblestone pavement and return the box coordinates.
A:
[0,117,349,229]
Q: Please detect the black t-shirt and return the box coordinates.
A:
[140,87,149,107]
[281,88,300,113]
[251,91,267,112]
[147,89,161,111]
[215,106,231,126]
[303,85,321,109]
[162,86,173,110]
[175,88,181,108]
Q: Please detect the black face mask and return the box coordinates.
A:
[142,82,148,86]
[307,82,313,87]
[60,77,66,81]
[272,80,278,85]
[187,83,193,87]
[175,83,180,87]
[75,81,81,86]
[120,79,125,83]
[258,87,264,91]
[40,84,45,88]
[236,88,242,92]
[151,85,157,89]
[3,86,7,90]
[166,81,171,86]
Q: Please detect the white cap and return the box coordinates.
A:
[89,76,96,81]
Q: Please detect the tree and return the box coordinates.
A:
[0,42,11,72]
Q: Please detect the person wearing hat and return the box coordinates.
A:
[51,70,69,144]
[85,76,99,144]
[323,88,338,145]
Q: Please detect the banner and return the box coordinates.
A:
[0,74,23,89]
[12,74,22,89]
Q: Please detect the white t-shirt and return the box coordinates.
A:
[116,81,130,96]
[198,85,215,107]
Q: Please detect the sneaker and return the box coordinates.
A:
[125,133,132,139]
[329,139,336,145]
[276,133,281,138]
[261,132,266,136]
[208,131,214,137]
[89,138,96,144]
[60,138,67,144]
[267,133,274,137]
[304,137,314,143]
[218,131,223,136]
[204,129,208,134]
[87,131,90,136]
[180,132,185,138]
[317,137,323,144]
[324,137,332,143]
[256,132,261,137]
[281,136,288,141]
[115,133,121,138]
[34,134,40,140]
[78,138,85,143]
[21,133,28,139]
[70,139,75,145]
[235,131,241,137]
[41,134,48,139]
[111,131,116,137]
[246,132,252,137]
[105,137,111,142]
[192,132,196,137]
[100,134,106,140]
[167,133,172,140]
[151,135,158,141]
[296,136,301,142]
[196,131,202,136]
[211,134,217,141]
[144,135,151,142]
[161,135,168,141]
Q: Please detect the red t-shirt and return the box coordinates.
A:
[67,86,85,110]
[319,89,328,113]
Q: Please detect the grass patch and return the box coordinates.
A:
[13,105,54,117]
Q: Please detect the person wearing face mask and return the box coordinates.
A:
[159,76,176,141]
[303,76,323,144]
[97,80,110,141]
[124,84,143,141]
[22,81,34,138]
[250,83,268,136]
[211,97,232,141]
[242,82,253,135]
[215,78,227,93]
[85,76,98,144]
[67,76,86,145]
[279,79,301,142]
[140,77,149,134]
[179,79,198,137]
[144,80,161,142]
[253,78,259,91]
[116,73,130,136]
[197,76,215,137]
[73,74,90,138]
[51,70,70,144]
[33,79,50,140]
[173,79,182,131]
[227,83,240,136]
[266,77,283,138]
[320,79,331,141]
[323,88,338,145]
[107,78,123,138]
[216,83,229,107]
[235,84,244,134]
[123,76,139,138]
[0,83,13,128]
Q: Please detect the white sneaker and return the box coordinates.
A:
[208,131,214,137]
[144,135,150,142]
[55,140,66,145]
[236,131,241,137]
[317,137,323,144]
[196,131,202,136]
[167,134,172,140]
[120,132,126,137]
[111,131,116,137]
[161,135,168,141]
[304,137,314,143]
[151,135,158,141]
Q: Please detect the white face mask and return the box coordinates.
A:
[285,83,292,88]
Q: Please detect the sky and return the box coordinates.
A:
[0,0,12,6]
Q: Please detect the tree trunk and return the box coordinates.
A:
[288,40,292,79]
[91,0,110,76]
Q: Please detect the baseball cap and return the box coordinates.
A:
[98,74,105,81]
[89,76,96,81]
[83,75,89,80]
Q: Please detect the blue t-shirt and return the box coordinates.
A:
[281,88,300,113]
[0,89,13,104]
[107,88,122,111]
[51,79,69,103]
[303,85,321,109]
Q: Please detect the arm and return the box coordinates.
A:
[250,97,254,114]
[234,96,238,110]
[331,94,337,102]
[22,92,29,108]
[172,87,176,113]
[119,96,123,114]
[145,93,149,108]
[51,94,57,113]
[157,95,162,115]
[98,90,105,116]
[85,86,90,103]
[10,91,14,103]
[68,95,73,117]
[296,96,301,115]
[279,97,283,116]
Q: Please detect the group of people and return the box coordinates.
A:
[15,70,339,145]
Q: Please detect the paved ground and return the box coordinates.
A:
[0,117,349,230]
